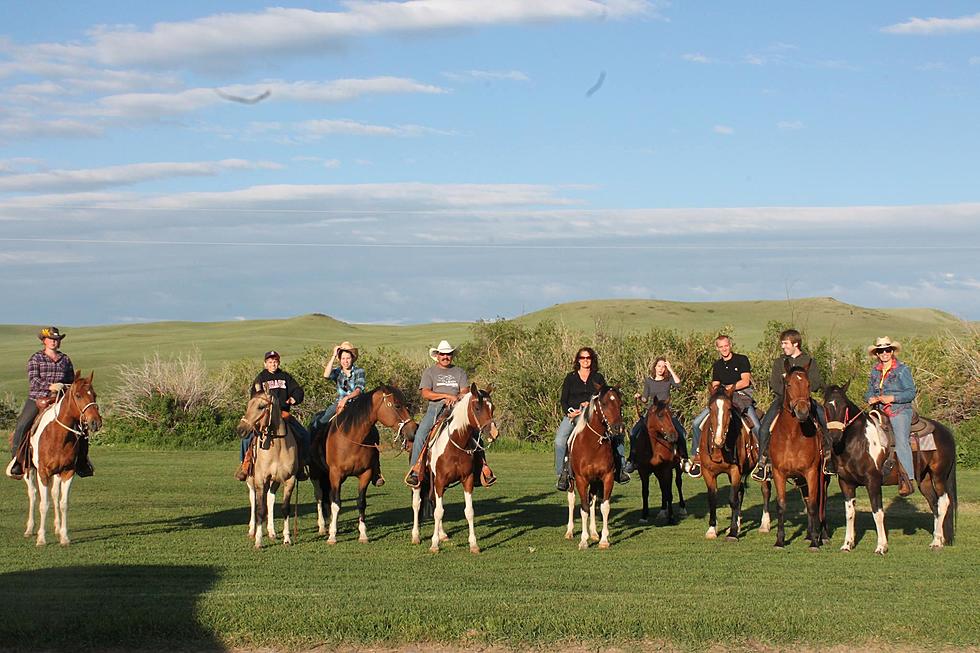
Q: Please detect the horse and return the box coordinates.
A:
[564,384,625,550]
[824,383,957,553]
[237,391,299,548]
[634,397,687,524]
[769,362,828,549]
[694,386,771,540]
[411,383,494,554]
[19,371,102,546]
[319,385,417,544]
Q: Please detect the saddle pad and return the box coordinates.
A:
[30,400,64,468]
[910,432,937,452]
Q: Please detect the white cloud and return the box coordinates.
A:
[744,54,767,65]
[713,125,734,135]
[0,157,44,174]
[882,12,980,35]
[299,119,451,138]
[0,116,103,141]
[777,120,803,131]
[681,53,712,64]
[914,62,946,71]
[0,159,281,192]
[442,69,530,82]
[0,250,95,265]
[969,56,980,66]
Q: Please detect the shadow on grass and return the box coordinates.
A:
[0,564,221,650]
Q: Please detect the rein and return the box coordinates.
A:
[447,397,495,456]
[334,392,413,455]
[583,392,618,443]
[52,384,98,438]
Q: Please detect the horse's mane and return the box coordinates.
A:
[572,384,611,436]
[333,386,389,432]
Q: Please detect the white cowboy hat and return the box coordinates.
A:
[867,336,902,356]
[429,340,457,361]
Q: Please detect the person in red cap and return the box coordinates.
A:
[235,351,310,481]
[6,327,92,479]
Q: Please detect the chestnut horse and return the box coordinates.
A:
[20,371,102,546]
[564,385,625,550]
[237,392,298,548]
[411,384,494,553]
[634,397,686,524]
[695,386,771,540]
[320,385,417,544]
[770,362,827,549]
[824,383,957,554]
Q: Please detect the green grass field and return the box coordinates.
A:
[0,448,975,651]
[0,297,971,399]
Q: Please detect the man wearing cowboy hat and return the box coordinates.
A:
[865,336,917,496]
[6,327,91,479]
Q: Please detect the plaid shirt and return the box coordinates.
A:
[27,350,75,400]
[328,365,366,399]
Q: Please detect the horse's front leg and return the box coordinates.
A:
[675,463,687,516]
[704,472,718,539]
[463,476,479,554]
[51,476,62,537]
[657,468,673,524]
[280,476,296,546]
[577,479,590,550]
[327,473,342,545]
[23,471,36,538]
[839,480,857,552]
[35,475,51,547]
[773,471,788,548]
[356,469,372,544]
[56,475,73,546]
[598,477,613,549]
[430,488,445,553]
[727,470,743,541]
[265,480,278,542]
[805,468,822,550]
[588,491,600,542]
[314,476,327,536]
[759,478,772,533]
[639,471,650,523]
[868,479,888,555]
[565,489,576,540]
[247,480,257,539]
[411,487,422,545]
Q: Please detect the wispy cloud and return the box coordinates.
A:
[882,12,980,35]
[681,53,713,64]
[713,125,734,135]
[969,56,980,66]
[777,120,803,131]
[442,69,530,82]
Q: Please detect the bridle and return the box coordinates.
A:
[335,390,415,452]
[239,394,281,440]
[447,394,495,456]
[783,370,812,418]
[53,383,99,438]
[584,389,622,443]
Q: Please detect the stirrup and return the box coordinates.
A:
[481,468,497,487]
[5,458,24,480]
[687,461,701,479]
[750,462,770,483]
[372,473,386,487]
[404,469,421,489]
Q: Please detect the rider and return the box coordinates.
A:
[688,335,760,479]
[308,341,366,435]
[235,351,310,481]
[555,347,629,491]
[6,327,92,480]
[865,336,917,497]
[625,356,689,473]
[751,328,827,482]
[405,340,495,489]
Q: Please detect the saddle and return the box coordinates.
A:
[13,395,61,472]
[909,413,937,452]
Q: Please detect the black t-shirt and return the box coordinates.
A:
[712,353,752,387]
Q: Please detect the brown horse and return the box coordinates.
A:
[770,362,827,549]
[237,392,298,548]
[824,383,957,553]
[634,398,686,524]
[564,384,625,550]
[411,383,495,553]
[320,385,417,544]
[20,371,102,546]
[695,386,771,540]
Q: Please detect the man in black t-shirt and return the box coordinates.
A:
[687,335,761,477]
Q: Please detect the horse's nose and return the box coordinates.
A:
[404,423,418,439]
[89,417,102,432]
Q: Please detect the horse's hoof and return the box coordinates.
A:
[470,545,480,554]
[808,545,821,553]
[773,543,784,549]
[318,527,327,536]
[677,507,687,517]
[411,536,421,545]
[758,526,770,534]
[59,538,70,547]
[359,537,369,544]
[840,544,852,552]
[705,528,717,540]
[564,531,573,540]
[429,545,440,553]
[598,541,610,550]
[639,518,648,524]
[929,542,944,550]
[874,547,887,556]
[282,539,291,547]
[35,538,46,547]
[589,534,600,542]
[656,510,668,521]
[725,535,739,543]
[23,531,32,539]
[578,541,589,551]
[439,534,450,543]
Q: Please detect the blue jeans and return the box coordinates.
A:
[554,416,575,476]
[890,409,914,481]
[691,405,760,454]
[308,402,338,434]
[411,401,445,467]
[241,416,310,461]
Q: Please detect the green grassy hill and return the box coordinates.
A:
[0,297,969,399]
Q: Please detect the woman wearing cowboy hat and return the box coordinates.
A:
[864,336,918,496]
[6,327,91,479]
[308,341,366,435]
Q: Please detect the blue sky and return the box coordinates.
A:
[1,1,978,325]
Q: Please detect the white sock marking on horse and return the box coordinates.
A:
[598,499,610,548]
[328,501,340,543]
[410,488,422,544]
[36,479,50,546]
[705,525,717,539]
[266,490,277,540]
[430,495,445,552]
[23,470,37,537]
[247,484,257,537]
[760,510,771,533]
[872,508,888,555]
[579,507,590,550]
[464,490,478,553]
[57,475,72,545]
[315,485,326,535]
[358,517,368,544]
[565,490,576,539]
[589,496,599,541]
[931,493,950,548]
[841,497,856,551]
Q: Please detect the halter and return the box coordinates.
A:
[239,394,281,440]
[583,390,618,443]
[53,384,99,438]
[447,395,495,456]
[826,402,867,432]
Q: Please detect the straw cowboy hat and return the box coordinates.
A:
[867,336,902,356]
[429,340,457,361]
[336,341,359,361]
[37,326,66,341]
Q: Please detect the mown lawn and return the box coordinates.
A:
[0,448,976,651]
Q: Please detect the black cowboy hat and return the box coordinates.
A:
[38,326,66,341]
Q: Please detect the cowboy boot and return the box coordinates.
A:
[404,441,426,489]
[897,468,914,497]
[556,457,572,492]
[5,457,23,480]
[821,449,836,477]
[615,452,631,484]
[371,461,385,487]
[480,462,496,487]
[235,445,254,482]
[75,438,94,477]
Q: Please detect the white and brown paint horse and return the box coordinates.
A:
[824,383,957,554]
[320,385,417,544]
[564,384,625,550]
[20,371,102,546]
[411,383,494,554]
[237,391,299,548]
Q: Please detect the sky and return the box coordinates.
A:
[1,1,979,326]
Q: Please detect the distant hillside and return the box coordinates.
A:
[0,297,969,399]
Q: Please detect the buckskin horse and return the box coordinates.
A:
[824,383,957,553]
[634,397,687,524]
[769,362,828,549]
[695,385,771,540]
[237,391,299,548]
[564,384,625,550]
[410,384,494,554]
[17,371,101,546]
[319,385,417,544]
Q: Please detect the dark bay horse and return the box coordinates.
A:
[564,385,625,550]
[634,398,686,524]
[19,371,102,546]
[321,385,417,544]
[695,386,771,540]
[824,383,957,553]
[411,384,494,553]
[770,362,827,549]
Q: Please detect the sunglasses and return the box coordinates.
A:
[874,347,894,354]
[578,355,592,360]
[438,352,454,357]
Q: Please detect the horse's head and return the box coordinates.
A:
[591,383,624,438]
[466,382,495,437]
[69,370,102,433]
[238,391,284,437]
[645,397,677,443]
[783,360,812,422]
[377,384,418,442]
[706,386,733,448]
[823,381,852,447]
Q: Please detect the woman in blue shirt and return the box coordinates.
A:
[865,336,917,496]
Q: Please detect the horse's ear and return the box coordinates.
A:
[593,381,603,392]
[469,382,478,396]
[252,383,261,397]
[783,358,791,374]
[843,379,851,393]
[88,371,94,382]
[725,385,735,398]
[804,359,811,372]
[485,383,495,395]
[74,370,81,381]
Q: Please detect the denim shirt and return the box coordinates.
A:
[328,365,366,400]
[864,359,916,415]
